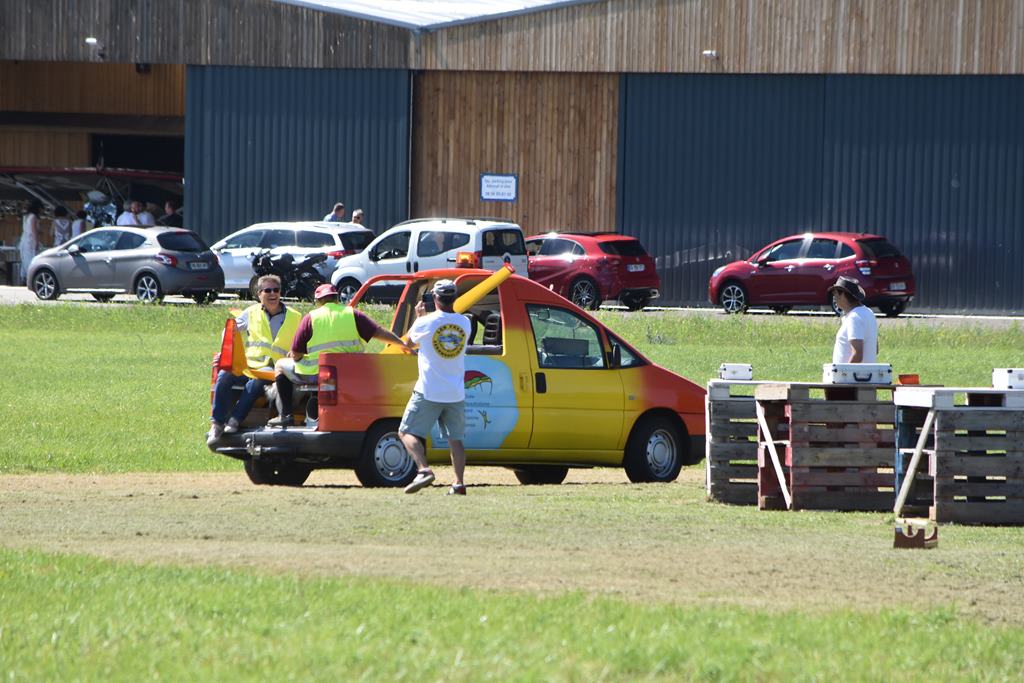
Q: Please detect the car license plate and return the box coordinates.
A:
[890,281,906,291]
[627,264,645,272]
[189,261,210,271]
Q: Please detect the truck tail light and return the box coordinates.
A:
[319,365,337,406]
[855,259,876,276]
[154,253,178,267]
[455,251,481,268]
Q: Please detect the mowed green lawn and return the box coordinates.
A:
[2,303,1024,680]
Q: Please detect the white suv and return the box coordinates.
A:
[329,218,528,300]
[211,221,374,295]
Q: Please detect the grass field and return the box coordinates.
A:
[1,302,1023,680]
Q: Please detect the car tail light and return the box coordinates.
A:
[595,257,614,270]
[455,251,482,268]
[855,259,876,276]
[319,365,337,406]
[154,253,178,267]
[327,250,352,259]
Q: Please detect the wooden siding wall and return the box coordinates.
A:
[1,0,408,68]
[415,0,1024,74]
[411,72,617,234]
[0,62,184,116]
[0,130,91,166]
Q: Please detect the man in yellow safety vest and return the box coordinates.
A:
[207,274,302,445]
[270,283,409,427]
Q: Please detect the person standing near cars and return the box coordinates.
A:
[323,202,345,222]
[71,210,92,239]
[270,283,410,427]
[117,199,155,227]
[401,280,472,495]
[830,276,878,363]
[208,275,302,444]
[19,199,42,285]
[351,209,365,226]
[158,200,183,228]
[52,206,72,246]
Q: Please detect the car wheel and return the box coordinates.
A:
[191,291,218,305]
[135,274,164,303]
[244,458,312,486]
[719,282,747,314]
[512,466,569,485]
[623,414,685,483]
[91,293,116,302]
[569,277,600,310]
[355,420,416,488]
[32,269,60,300]
[336,278,361,304]
[879,301,907,318]
[771,305,791,315]
[620,293,651,312]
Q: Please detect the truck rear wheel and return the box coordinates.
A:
[355,420,416,488]
[244,458,312,486]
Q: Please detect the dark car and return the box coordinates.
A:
[27,226,224,303]
[525,232,661,310]
[708,232,915,317]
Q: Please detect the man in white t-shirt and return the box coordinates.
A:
[116,199,155,227]
[829,276,878,363]
[400,279,472,495]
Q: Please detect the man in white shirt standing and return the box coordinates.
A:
[116,199,155,227]
[829,276,879,363]
[401,279,472,495]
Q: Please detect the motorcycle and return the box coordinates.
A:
[249,249,328,301]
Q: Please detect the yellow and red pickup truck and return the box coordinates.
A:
[208,266,707,487]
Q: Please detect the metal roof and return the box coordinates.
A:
[273,0,599,30]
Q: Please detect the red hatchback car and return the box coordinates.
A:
[708,232,915,317]
[526,232,661,310]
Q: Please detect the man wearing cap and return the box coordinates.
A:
[401,279,473,495]
[270,283,410,427]
[829,275,879,363]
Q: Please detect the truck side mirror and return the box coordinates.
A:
[611,343,622,368]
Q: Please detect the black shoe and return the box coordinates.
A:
[267,415,295,428]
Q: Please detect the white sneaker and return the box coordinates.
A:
[404,469,435,494]
[206,422,224,447]
[224,418,240,434]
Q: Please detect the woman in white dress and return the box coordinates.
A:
[19,199,43,285]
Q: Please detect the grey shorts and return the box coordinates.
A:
[399,391,465,442]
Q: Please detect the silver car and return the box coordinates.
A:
[27,226,224,303]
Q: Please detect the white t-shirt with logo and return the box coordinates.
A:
[833,305,879,363]
[408,310,471,403]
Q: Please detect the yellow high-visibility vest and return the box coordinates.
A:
[242,304,301,375]
[295,303,363,376]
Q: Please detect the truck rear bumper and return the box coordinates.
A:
[210,427,363,464]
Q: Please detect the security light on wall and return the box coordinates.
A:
[702,49,719,59]
[85,36,106,60]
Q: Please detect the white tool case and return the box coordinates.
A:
[718,363,753,380]
[992,368,1024,390]
[822,363,893,385]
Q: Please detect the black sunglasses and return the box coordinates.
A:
[261,287,281,294]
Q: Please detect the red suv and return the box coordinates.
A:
[708,232,915,317]
[526,232,661,311]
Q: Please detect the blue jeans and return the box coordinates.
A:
[211,370,267,425]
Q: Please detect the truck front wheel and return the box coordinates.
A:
[623,414,685,483]
[355,420,416,488]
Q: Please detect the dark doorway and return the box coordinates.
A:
[92,134,184,174]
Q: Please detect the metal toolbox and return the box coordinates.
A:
[718,363,753,381]
[822,363,892,385]
[992,368,1024,390]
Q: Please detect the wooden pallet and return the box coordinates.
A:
[755,382,896,511]
[705,381,762,505]
[893,391,1024,525]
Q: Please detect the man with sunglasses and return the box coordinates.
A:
[207,275,302,445]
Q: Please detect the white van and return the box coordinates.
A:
[329,218,528,300]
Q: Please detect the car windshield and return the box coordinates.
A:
[598,239,648,257]
[482,229,526,256]
[857,238,902,259]
[341,231,374,252]
[158,231,207,252]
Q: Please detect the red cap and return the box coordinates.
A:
[314,283,338,300]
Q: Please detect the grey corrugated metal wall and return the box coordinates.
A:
[185,66,409,245]
[618,74,1024,313]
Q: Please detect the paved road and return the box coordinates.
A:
[1,285,1020,328]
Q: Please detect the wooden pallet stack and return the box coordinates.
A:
[894,387,1024,525]
[754,382,897,511]
[705,380,761,505]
